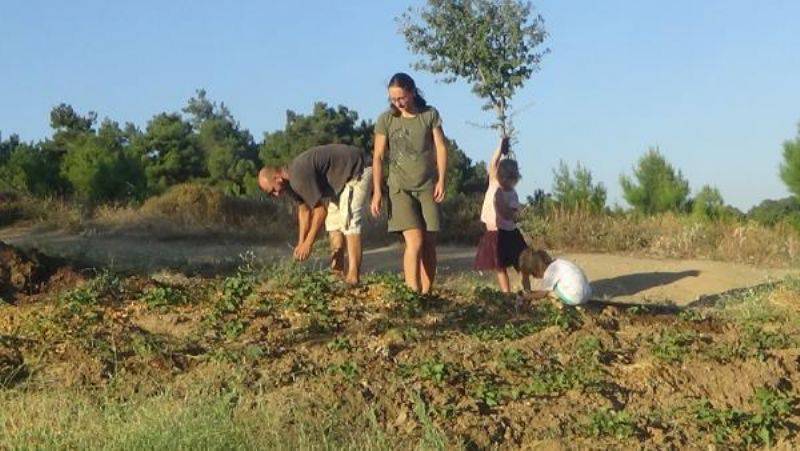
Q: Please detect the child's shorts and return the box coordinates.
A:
[474,228,528,271]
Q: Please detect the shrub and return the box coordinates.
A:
[100,183,289,240]
[620,148,690,214]
[439,192,483,244]
[61,136,145,203]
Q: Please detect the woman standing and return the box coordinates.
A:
[371,73,448,294]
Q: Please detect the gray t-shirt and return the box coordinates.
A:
[287,144,366,208]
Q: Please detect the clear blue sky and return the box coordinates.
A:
[2,0,798,210]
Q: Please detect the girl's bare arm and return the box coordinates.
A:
[488,137,509,182]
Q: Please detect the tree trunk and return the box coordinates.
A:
[495,97,508,139]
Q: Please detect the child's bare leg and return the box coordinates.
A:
[496,268,511,293]
[520,270,531,292]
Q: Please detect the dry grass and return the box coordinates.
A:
[521,208,800,267]
[91,183,292,242]
[0,194,85,231]
[4,188,800,267]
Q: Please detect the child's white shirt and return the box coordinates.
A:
[541,258,592,305]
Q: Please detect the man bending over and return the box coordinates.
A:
[259,144,372,285]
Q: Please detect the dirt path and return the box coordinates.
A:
[2,225,795,306]
[366,245,796,305]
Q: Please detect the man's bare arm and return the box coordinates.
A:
[296,203,311,246]
[294,202,327,261]
[305,203,327,247]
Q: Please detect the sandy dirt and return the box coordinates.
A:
[2,225,795,306]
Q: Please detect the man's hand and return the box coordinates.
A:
[370,193,382,217]
[293,241,313,261]
[433,180,446,203]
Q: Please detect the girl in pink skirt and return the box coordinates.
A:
[474,137,529,293]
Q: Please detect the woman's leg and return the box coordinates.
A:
[420,231,437,294]
[496,268,511,293]
[402,228,424,292]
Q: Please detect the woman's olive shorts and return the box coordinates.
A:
[387,184,441,233]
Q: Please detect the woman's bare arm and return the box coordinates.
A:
[371,134,387,217]
[432,126,448,203]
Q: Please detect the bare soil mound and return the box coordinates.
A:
[0,240,79,301]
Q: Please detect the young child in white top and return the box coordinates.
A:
[519,249,592,305]
[474,137,529,293]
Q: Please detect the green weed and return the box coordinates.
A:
[60,270,122,310]
[222,319,247,339]
[470,378,504,408]
[142,285,186,309]
[468,322,539,341]
[498,348,527,371]
[705,324,795,362]
[327,337,353,352]
[327,361,359,381]
[412,392,448,450]
[651,330,697,363]
[383,273,425,317]
[217,273,253,314]
[290,271,337,333]
[678,309,707,322]
[585,408,637,439]
[206,258,257,339]
[694,387,795,446]
[473,285,506,302]
[398,359,460,386]
[575,336,603,357]
[468,303,581,341]
[418,360,450,384]
[628,304,651,315]
[524,361,605,397]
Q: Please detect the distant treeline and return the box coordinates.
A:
[1,90,799,228]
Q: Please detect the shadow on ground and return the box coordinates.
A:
[591,270,701,298]
[684,281,778,309]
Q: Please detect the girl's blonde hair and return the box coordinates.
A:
[497,158,521,184]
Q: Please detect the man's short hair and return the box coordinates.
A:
[258,166,281,191]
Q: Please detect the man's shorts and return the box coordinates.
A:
[387,183,441,233]
[325,167,373,236]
